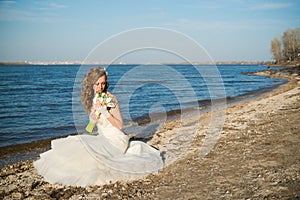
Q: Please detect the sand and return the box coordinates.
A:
[1,68,299,199]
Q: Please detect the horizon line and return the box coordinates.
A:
[0,60,272,65]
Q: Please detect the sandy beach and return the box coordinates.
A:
[1,67,299,199]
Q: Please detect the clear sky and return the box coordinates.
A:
[0,0,299,63]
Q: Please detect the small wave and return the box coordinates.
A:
[0,115,24,119]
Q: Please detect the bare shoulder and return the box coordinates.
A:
[106,91,115,98]
[107,92,119,102]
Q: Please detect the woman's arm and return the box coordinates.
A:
[106,97,123,130]
[93,93,123,130]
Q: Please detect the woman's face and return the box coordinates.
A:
[93,75,106,94]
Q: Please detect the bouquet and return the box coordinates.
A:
[85,93,115,133]
[97,92,116,108]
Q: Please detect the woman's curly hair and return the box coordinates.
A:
[81,67,108,114]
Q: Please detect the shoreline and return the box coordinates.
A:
[0,75,287,169]
[0,64,286,150]
[1,68,299,199]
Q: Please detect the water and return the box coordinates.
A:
[0,64,285,147]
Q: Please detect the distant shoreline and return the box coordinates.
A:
[0,61,271,66]
[267,61,300,67]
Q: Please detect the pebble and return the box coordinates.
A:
[11,192,23,199]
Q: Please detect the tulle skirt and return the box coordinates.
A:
[34,126,164,187]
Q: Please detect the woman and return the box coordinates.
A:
[34,67,164,187]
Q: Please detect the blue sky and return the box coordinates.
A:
[0,0,299,63]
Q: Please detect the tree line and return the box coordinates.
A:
[271,28,300,64]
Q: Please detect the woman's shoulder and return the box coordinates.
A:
[107,91,118,101]
[106,91,114,97]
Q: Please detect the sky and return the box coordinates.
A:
[0,0,299,63]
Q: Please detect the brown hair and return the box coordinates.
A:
[81,67,108,114]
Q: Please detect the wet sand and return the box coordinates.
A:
[1,68,299,199]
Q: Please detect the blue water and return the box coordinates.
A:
[0,64,285,147]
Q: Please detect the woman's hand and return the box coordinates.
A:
[94,98,102,108]
[97,105,111,119]
[89,109,98,122]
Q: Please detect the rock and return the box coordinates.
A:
[31,181,40,190]
[11,192,23,199]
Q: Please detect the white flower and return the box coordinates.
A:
[106,96,112,103]
[97,92,115,108]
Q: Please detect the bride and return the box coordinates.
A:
[34,67,164,187]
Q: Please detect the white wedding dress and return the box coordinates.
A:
[34,115,164,187]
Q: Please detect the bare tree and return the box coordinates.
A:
[271,37,282,63]
[282,29,300,62]
[294,28,300,61]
